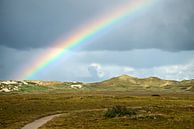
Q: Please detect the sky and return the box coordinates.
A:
[0,0,194,82]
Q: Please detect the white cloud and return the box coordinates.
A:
[151,61,194,80]
[98,61,194,81]
[1,45,194,81]
[124,67,135,72]
[88,63,105,78]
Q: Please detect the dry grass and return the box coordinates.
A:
[40,104,194,129]
[0,92,194,129]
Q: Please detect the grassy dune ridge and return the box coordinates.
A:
[0,75,194,93]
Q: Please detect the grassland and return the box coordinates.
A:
[0,91,194,129]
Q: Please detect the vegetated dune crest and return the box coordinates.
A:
[0,75,194,92]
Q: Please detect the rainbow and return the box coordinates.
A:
[16,0,154,80]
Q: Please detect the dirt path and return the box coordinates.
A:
[21,109,106,129]
[21,107,140,129]
[21,114,62,129]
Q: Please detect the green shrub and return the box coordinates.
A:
[104,105,136,118]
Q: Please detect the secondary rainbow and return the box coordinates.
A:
[16,0,153,80]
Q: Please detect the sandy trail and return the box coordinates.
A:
[21,107,139,129]
[21,109,105,129]
[21,114,62,129]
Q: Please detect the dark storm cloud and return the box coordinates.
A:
[85,0,194,51]
[0,0,120,49]
[0,0,194,51]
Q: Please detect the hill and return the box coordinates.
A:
[0,75,194,93]
[86,75,194,92]
[0,80,82,93]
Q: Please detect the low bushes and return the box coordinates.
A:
[104,105,136,118]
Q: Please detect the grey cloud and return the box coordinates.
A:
[0,0,121,49]
[1,45,194,81]
[0,0,194,51]
[85,0,194,51]
[70,50,194,69]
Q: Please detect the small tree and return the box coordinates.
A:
[104,105,136,118]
